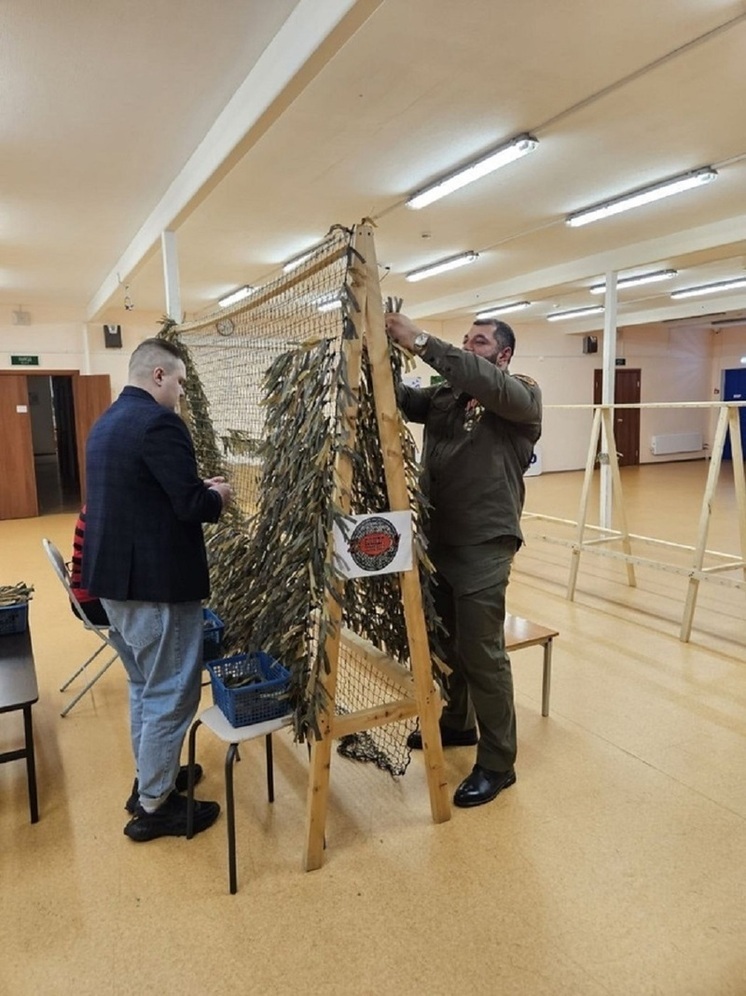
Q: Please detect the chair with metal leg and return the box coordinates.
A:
[41,538,120,717]
[186,706,293,894]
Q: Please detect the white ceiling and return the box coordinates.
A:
[3,0,746,334]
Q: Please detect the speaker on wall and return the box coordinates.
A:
[104,324,123,348]
[582,335,598,354]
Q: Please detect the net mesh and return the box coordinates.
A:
[162,224,436,776]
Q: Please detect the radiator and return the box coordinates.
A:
[650,432,703,456]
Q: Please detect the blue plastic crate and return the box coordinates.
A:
[202,608,225,662]
[207,652,291,728]
[0,602,28,636]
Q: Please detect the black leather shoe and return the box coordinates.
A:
[125,764,203,814]
[407,725,478,750]
[453,764,516,808]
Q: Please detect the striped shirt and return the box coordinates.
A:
[70,506,96,604]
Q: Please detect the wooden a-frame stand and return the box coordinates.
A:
[303,223,450,871]
[567,402,746,642]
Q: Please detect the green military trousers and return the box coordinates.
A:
[430,536,519,773]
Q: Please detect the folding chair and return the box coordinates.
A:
[41,538,121,717]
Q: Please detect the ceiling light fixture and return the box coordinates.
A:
[283,238,332,274]
[546,305,604,322]
[316,295,342,313]
[406,134,538,210]
[476,301,532,318]
[671,277,746,299]
[590,269,678,294]
[566,168,717,228]
[218,285,254,308]
[405,251,479,283]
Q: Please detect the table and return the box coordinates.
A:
[0,628,40,823]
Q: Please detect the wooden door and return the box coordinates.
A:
[594,368,641,466]
[0,376,39,519]
[73,375,112,499]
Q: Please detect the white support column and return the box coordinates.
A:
[81,324,91,374]
[600,272,618,530]
[161,230,182,322]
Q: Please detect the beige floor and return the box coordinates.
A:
[1,462,745,996]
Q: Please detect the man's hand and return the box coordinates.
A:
[208,480,233,510]
[203,476,227,487]
[384,312,423,352]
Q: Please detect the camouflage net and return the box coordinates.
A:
[160,224,437,776]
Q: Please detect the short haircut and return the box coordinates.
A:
[128,338,186,380]
[473,318,516,356]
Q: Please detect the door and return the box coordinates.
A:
[73,375,112,499]
[0,376,39,519]
[722,368,746,461]
[593,368,641,466]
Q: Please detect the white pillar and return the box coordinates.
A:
[600,272,618,530]
[161,230,182,322]
[81,323,91,374]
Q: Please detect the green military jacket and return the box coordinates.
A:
[398,335,542,549]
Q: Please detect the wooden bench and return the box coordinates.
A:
[505,614,559,717]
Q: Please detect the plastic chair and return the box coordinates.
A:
[41,538,120,717]
[186,705,293,894]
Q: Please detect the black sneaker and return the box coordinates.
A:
[125,764,204,814]
[123,791,220,842]
[407,725,478,750]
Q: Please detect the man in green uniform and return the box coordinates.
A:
[385,313,542,807]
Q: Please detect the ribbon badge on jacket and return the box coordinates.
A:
[464,397,484,432]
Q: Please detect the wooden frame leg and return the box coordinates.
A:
[304,734,334,871]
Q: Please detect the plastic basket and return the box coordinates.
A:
[207,652,291,728]
[0,602,29,636]
[202,608,225,662]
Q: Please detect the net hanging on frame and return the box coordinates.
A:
[160,224,438,777]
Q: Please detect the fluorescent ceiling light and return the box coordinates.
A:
[316,295,342,313]
[546,305,604,322]
[218,285,254,308]
[406,251,479,283]
[671,277,746,299]
[476,301,532,318]
[566,168,717,228]
[406,134,538,210]
[283,238,332,273]
[590,269,678,294]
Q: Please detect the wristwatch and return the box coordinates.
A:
[413,331,429,354]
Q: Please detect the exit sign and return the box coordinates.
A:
[11,355,39,366]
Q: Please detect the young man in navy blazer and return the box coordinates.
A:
[83,337,233,841]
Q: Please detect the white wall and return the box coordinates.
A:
[3,311,745,473]
[620,324,712,463]
[0,310,166,402]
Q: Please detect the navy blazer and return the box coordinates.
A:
[82,386,223,602]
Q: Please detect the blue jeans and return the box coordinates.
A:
[101,599,203,811]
